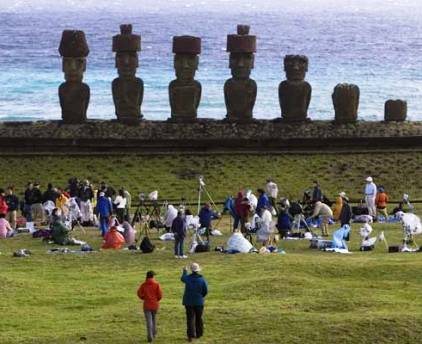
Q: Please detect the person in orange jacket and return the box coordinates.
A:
[137,271,163,343]
[101,226,125,249]
[376,186,389,220]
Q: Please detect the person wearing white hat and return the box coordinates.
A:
[181,263,208,342]
[364,176,377,218]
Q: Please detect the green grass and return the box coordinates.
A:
[1,152,422,201]
[2,152,422,343]
[1,217,422,343]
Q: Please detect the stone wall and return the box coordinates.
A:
[1,119,422,154]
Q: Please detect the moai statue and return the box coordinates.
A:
[278,55,312,122]
[169,35,201,122]
[332,83,360,123]
[112,24,143,125]
[58,30,90,124]
[224,25,257,122]
[385,99,407,121]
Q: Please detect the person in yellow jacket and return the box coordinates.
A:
[333,192,345,221]
[55,189,69,217]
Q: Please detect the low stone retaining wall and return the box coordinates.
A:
[1,119,422,154]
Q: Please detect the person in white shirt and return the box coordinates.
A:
[311,201,333,236]
[364,176,377,217]
[114,189,127,223]
[257,206,274,245]
[265,178,279,214]
[164,204,178,232]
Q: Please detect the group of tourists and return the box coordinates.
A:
[137,263,208,343]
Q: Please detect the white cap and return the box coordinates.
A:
[191,262,201,272]
[366,176,373,182]
[339,192,346,198]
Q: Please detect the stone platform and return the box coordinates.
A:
[1,119,422,154]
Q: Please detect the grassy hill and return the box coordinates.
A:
[1,218,422,343]
[1,152,422,202]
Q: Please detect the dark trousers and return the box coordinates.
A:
[174,237,184,256]
[185,305,204,339]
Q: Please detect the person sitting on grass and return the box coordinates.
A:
[102,226,125,249]
[0,213,14,239]
[137,270,163,343]
[50,208,83,245]
[172,211,188,259]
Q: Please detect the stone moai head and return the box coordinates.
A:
[284,55,308,82]
[332,83,360,123]
[59,30,89,82]
[172,35,201,82]
[385,99,407,122]
[227,25,256,80]
[112,24,141,79]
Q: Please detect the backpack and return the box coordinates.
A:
[195,243,210,253]
[139,236,155,253]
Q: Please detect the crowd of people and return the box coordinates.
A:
[0,175,412,343]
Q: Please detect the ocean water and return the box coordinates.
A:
[0,1,422,121]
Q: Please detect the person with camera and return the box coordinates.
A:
[181,263,208,342]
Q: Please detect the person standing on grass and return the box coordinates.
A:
[311,201,333,237]
[137,271,163,343]
[312,180,323,203]
[95,192,113,236]
[256,189,271,215]
[5,186,19,230]
[376,186,389,220]
[265,179,279,214]
[172,210,188,259]
[181,263,208,342]
[113,189,127,224]
[24,181,34,222]
[364,176,377,218]
[31,182,44,225]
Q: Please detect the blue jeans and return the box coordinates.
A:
[99,215,109,236]
[174,237,184,256]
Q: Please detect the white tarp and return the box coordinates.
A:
[227,232,253,253]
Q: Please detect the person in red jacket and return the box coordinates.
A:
[235,191,250,234]
[0,189,9,216]
[137,271,163,343]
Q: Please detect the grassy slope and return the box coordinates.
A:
[1,153,422,343]
[0,152,422,201]
[1,218,422,344]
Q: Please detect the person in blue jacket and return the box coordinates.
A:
[256,188,271,214]
[181,262,208,342]
[198,203,219,240]
[95,192,112,236]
